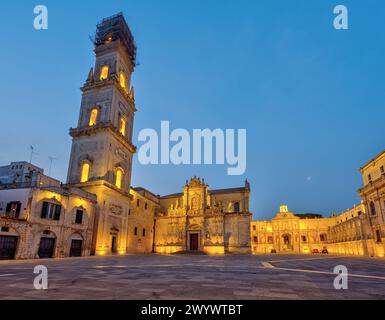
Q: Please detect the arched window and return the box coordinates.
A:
[370,202,377,216]
[119,72,127,91]
[119,116,126,136]
[80,162,90,183]
[100,66,109,80]
[89,108,98,127]
[115,168,124,189]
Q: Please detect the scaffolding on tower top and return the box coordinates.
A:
[94,12,137,66]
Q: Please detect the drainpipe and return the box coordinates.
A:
[152,216,156,254]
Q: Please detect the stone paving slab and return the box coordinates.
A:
[0,254,384,300]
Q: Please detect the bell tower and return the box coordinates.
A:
[67,13,137,256]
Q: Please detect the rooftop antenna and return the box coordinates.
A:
[48,156,58,176]
[29,146,39,164]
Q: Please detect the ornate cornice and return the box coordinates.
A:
[69,122,137,154]
[70,180,133,200]
[81,79,137,113]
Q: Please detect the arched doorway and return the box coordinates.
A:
[282,234,293,251]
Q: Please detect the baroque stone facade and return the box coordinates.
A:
[251,202,384,258]
[154,177,252,254]
[358,150,385,257]
[251,206,334,255]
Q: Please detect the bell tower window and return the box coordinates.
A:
[119,116,126,136]
[115,168,124,189]
[80,162,90,183]
[100,66,109,80]
[119,72,127,91]
[89,108,98,127]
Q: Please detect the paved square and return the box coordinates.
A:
[0,254,385,300]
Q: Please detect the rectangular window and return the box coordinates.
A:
[137,199,140,207]
[376,230,382,243]
[301,236,307,243]
[381,166,385,174]
[142,229,146,237]
[145,203,148,210]
[252,226,256,231]
[75,209,84,224]
[41,202,61,221]
[5,202,21,218]
[54,205,61,220]
[134,227,138,236]
[234,202,240,212]
[253,236,258,243]
[368,174,372,182]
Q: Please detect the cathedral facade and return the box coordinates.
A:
[155,177,252,254]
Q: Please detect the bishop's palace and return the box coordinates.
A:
[0,14,384,260]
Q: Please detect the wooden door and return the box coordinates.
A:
[190,234,199,251]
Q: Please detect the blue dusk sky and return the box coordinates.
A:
[0,0,384,220]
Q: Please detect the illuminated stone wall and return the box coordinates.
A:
[251,204,385,258]
[251,206,334,255]
[359,150,385,258]
[154,177,252,255]
[0,185,96,259]
[127,188,159,254]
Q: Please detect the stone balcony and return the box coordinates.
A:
[359,174,385,196]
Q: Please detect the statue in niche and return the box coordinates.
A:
[191,197,199,211]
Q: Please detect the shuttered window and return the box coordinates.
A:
[5,202,21,218]
[75,209,83,224]
[41,202,62,221]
